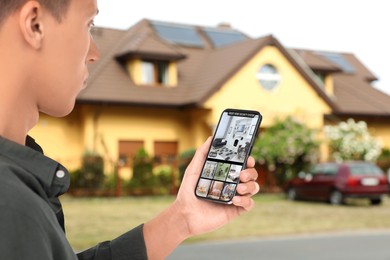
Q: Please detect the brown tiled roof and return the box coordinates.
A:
[79,19,390,117]
[341,52,377,82]
[294,49,377,81]
[333,74,390,116]
[115,31,186,62]
[295,49,390,116]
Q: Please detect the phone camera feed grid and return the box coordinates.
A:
[196,111,259,202]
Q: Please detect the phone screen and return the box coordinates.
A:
[195,108,262,204]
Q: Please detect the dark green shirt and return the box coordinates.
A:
[0,136,147,259]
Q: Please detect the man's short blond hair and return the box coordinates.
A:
[0,0,70,25]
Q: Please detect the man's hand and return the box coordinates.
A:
[174,137,260,236]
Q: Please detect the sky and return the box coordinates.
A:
[95,0,389,95]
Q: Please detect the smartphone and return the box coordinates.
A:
[194,108,262,204]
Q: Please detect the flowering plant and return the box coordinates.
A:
[252,116,319,184]
[324,119,382,162]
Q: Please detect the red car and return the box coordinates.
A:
[285,161,389,205]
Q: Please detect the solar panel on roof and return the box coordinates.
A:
[203,28,246,48]
[316,52,355,73]
[151,21,204,47]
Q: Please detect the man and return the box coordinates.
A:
[0,0,260,259]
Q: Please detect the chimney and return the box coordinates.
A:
[217,22,232,29]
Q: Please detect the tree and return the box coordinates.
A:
[252,116,319,185]
[324,119,382,162]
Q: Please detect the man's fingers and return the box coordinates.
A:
[246,156,255,168]
[237,181,260,196]
[232,196,255,211]
[240,168,258,183]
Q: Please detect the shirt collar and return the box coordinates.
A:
[0,136,70,197]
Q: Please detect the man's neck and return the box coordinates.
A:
[0,106,39,146]
[0,76,39,145]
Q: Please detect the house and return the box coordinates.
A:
[29,19,390,179]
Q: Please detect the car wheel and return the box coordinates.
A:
[287,188,297,201]
[329,190,344,205]
[370,198,382,205]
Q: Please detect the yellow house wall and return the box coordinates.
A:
[29,105,212,176]
[168,62,178,87]
[371,124,390,149]
[28,105,212,182]
[204,46,332,129]
[81,105,210,178]
[126,59,142,85]
[82,105,210,158]
[324,75,334,97]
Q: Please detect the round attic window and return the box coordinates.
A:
[256,64,281,91]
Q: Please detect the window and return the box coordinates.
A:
[154,141,178,166]
[315,72,326,83]
[256,64,281,91]
[141,60,169,85]
[118,140,144,167]
[349,164,383,176]
[312,164,338,175]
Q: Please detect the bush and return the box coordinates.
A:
[377,148,390,172]
[126,148,175,195]
[102,172,123,192]
[379,148,390,161]
[153,165,174,195]
[130,148,153,187]
[70,153,105,190]
[154,165,174,187]
[252,116,319,185]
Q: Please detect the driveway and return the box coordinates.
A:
[168,230,390,260]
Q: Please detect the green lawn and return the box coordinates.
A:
[62,194,390,250]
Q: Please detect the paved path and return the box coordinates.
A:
[168,231,390,260]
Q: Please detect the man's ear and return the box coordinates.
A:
[19,1,45,50]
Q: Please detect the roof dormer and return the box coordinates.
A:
[115,32,185,87]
